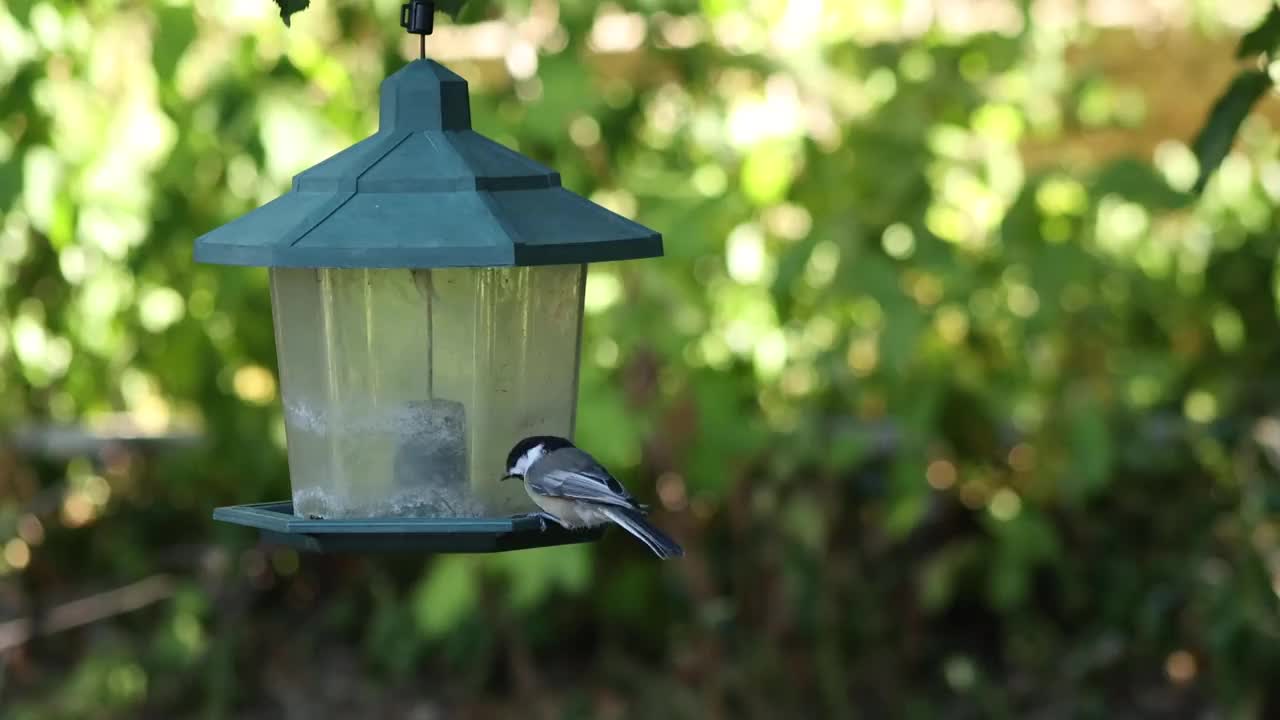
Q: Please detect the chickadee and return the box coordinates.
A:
[501,435,684,559]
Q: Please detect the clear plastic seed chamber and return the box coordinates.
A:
[271,265,586,519]
[193,55,660,552]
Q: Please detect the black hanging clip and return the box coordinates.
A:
[401,0,435,36]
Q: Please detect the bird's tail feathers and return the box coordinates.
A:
[602,507,684,559]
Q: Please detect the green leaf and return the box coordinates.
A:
[987,557,1028,610]
[1190,69,1271,193]
[1272,251,1280,320]
[490,545,592,610]
[412,557,479,638]
[1064,393,1113,501]
[1237,6,1280,58]
[575,372,643,470]
[5,0,34,23]
[884,485,927,538]
[740,141,798,206]
[919,541,980,613]
[685,372,765,497]
[781,493,827,551]
[985,510,1061,610]
[1090,157,1191,210]
[0,156,20,212]
[153,5,197,80]
[273,0,309,26]
[364,579,423,677]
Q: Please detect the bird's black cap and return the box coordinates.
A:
[505,435,575,474]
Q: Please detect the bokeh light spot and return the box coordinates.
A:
[3,538,30,569]
[233,365,277,405]
[926,460,956,490]
[1165,650,1197,685]
[988,488,1022,521]
[1184,390,1218,424]
[882,223,915,259]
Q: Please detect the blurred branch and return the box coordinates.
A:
[0,575,174,651]
[7,420,203,462]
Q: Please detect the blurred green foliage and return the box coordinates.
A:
[2,0,1280,717]
[1193,4,1280,192]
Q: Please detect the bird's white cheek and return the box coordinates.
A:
[513,445,546,477]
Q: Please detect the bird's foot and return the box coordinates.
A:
[532,512,558,532]
[515,511,559,532]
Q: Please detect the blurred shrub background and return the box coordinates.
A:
[3,0,1280,717]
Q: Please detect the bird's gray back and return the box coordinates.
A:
[527,448,640,509]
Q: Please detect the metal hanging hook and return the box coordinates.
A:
[400,0,435,59]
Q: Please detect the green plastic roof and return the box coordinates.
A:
[194,60,662,268]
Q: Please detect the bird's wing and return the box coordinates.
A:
[527,449,643,510]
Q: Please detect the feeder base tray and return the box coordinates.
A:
[213,501,603,553]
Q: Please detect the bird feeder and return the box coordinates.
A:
[195,8,661,552]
